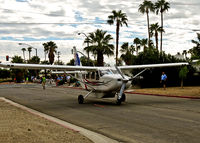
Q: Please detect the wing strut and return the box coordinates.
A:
[132,68,148,79]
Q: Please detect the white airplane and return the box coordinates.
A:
[0,47,189,105]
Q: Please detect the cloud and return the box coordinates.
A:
[0,0,199,64]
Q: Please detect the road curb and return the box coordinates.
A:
[124,91,200,99]
[0,97,119,143]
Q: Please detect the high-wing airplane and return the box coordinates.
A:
[0,47,189,105]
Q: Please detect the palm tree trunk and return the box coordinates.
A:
[116,22,120,66]
[136,44,138,55]
[155,32,158,50]
[160,12,163,52]
[23,51,25,61]
[146,12,150,47]
[29,52,31,60]
[97,51,104,66]
[181,79,183,89]
[44,52,46,61]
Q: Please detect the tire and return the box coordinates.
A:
[121,93,126,102]
[116,98,122,105]
[78,95,84,104]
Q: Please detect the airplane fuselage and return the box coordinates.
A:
[81,73,132,98]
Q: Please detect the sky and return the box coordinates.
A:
[0,0,199,65]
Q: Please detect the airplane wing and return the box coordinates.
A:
[0,62,189,71]
[118,62,189,70]
[0,63,98,71]
[51,71,88,74]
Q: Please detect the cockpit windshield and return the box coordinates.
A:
[99,69,113,76]
[111,69,118,74]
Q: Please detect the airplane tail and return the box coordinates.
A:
[73,46,87,89]
[73,46,82,66]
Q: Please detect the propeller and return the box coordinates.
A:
[115,66,148,103]
[115,66,129,100]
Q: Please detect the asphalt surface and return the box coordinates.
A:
[0,83,200,143]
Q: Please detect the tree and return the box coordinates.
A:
[182,50,187,59]
[107,10,128,65]
[43,41,58,65]
[87,29,114,66]
[179,66,189,88]
[27,56,40,77]
[42,42,50,62]
[150,23,163,50]
[54,60,64,65]
[28,56,40,64]
[21,48,26,61]
[133,38,141,55]
[189,33,200,59]
[130,45,135,55]
[27,47,32,60]
[140,38,148,51]
[83,37,91,60]
[155,0,170,52]
[120,42,135,65]
[138,0,155,47]
[11,56,24,82]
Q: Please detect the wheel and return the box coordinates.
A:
[78,95,84,104]
[121,93,126,102]
[116,98,122,105]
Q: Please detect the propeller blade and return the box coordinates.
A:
[118,83,126,100]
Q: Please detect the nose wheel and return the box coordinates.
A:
[121,93,126,102]
[78,95,84,104]
[116,93,126,105]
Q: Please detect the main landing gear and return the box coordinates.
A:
[78,90,93,104]
[78,95,84,104]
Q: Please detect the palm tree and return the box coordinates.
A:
[140,38,148,51]
[120,42,129,54]
[87,29,114,66]
[133,38,141,55]
[189,33,200,59]
[138,0,155,47]
[43,41,58,65]
[21,48,26,61]
[130,45,135,55]
[83,37,92,60]
[182,50,187,59]
[27,47,32,60]
[42,43,50,62]
[107,10,128,66]
[48,41,57,65]
[150,23,163,50]
[155,0,170,52]
[120,42,134,65]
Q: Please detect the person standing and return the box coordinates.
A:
[160,72,167,90]
[66,75,71,86]
[42,76,46,90]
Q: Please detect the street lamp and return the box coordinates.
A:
[78,32,90,60]
[18,43,37,57]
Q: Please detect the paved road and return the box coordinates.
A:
[0,84,200,143]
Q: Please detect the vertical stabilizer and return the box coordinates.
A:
[73,46,82,66]
[73,46,86,89]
